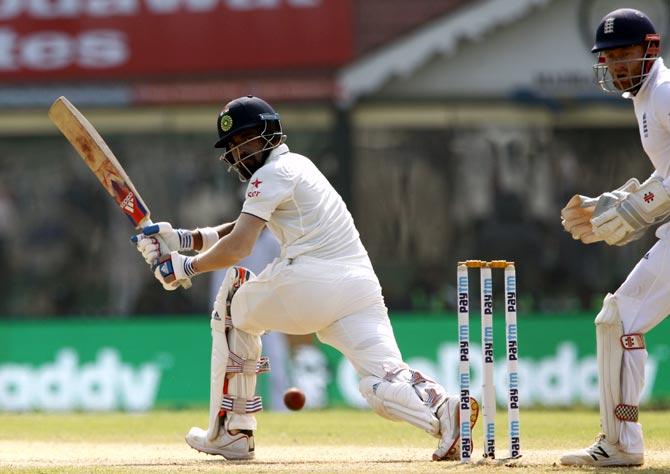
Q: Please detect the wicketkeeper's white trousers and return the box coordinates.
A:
[613,223,670,453]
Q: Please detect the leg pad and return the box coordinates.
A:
[227,352,271,375]
[359,365,445,436]
[221,395,264,415]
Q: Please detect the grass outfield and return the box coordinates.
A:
[1,408,669,472]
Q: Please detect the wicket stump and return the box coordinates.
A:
[457,260,521,462]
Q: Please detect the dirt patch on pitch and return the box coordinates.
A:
[1,442,668,473]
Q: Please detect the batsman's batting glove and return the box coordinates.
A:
[144,222,194,249]
[131,222,194,266]
[153,251,197,291]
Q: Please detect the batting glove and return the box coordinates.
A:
[131,222,194,266]
[153,251,198,291]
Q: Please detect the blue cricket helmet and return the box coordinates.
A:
[214,95,282,149]
[592,8,658,53]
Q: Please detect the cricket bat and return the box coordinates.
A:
[48,96,191,288]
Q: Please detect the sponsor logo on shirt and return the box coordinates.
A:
[248,178,262,198]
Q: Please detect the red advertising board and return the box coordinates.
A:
[0,0,353,82]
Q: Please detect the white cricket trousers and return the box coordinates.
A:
[230,255,406,379]
[613,223,670,453]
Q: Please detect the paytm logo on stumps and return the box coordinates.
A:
[457,276,469,313]
[483,327,494,363]
[508,372,520,409]
[460,419,472,457]
[507,324,518,361]
[506,275,516,312]
[482,278,493,315]
[485,422,496,457]
[459,372,470,407]
[459,325,469,359]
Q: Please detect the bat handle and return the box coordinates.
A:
[142,219,193,290]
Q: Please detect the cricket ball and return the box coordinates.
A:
[283,387,306,411]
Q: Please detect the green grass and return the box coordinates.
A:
[1,408,670,473]
[0,407,611,446]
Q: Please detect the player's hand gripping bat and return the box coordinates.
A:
[48,96,191,289]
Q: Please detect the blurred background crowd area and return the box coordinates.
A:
[1,0,667,318]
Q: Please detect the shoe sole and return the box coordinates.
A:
[185,437,255,461]
[434,396,480,461]
[560,456,643,467]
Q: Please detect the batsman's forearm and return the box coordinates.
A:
[191,234,249,274]
[191,220,237,251]
[214,221,237,238]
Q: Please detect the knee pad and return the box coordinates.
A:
[213,266,256,328]
[359,365,445,436]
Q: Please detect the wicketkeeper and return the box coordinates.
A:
[132,95,478,461]
[560,8,670,467]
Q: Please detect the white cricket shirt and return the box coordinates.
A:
[241,144,373,269]
[632,58,670,178]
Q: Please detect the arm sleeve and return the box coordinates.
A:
[241,166,294,221]
[643,170,661,184]
[648,84,670,184]
[641,171,670,192]
[653,83,670,134]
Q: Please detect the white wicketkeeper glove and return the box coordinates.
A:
[561,178,644,246]
[591,177,670,245]
[131,222,194,266]
[561,194,602,244]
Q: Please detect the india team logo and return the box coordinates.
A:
[220,114,233,132]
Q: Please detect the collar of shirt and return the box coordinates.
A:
[630,57,664,101]
[266,143,290,164]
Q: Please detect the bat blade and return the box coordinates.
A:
[48,96,150,229]
[49,96,192,289]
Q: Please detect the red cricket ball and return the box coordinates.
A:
[283,387,306,411]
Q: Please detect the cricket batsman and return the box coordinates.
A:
[560,8,670,466]
[132,95,478,461]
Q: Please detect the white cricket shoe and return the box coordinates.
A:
[185,426,255,460]
[433,396,480,461]
[560,434,643,467]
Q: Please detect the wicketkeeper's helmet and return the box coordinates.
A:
[591,8,661,94]
[592,8,657,53]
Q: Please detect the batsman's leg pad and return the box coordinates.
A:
[214,266,256,322]
[595,293,644,444]
[359,365,445,436]
[207,266,269,440]
[206,315,229,441]
[223,326,266,431]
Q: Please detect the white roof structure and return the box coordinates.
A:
[338,0,553,105]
